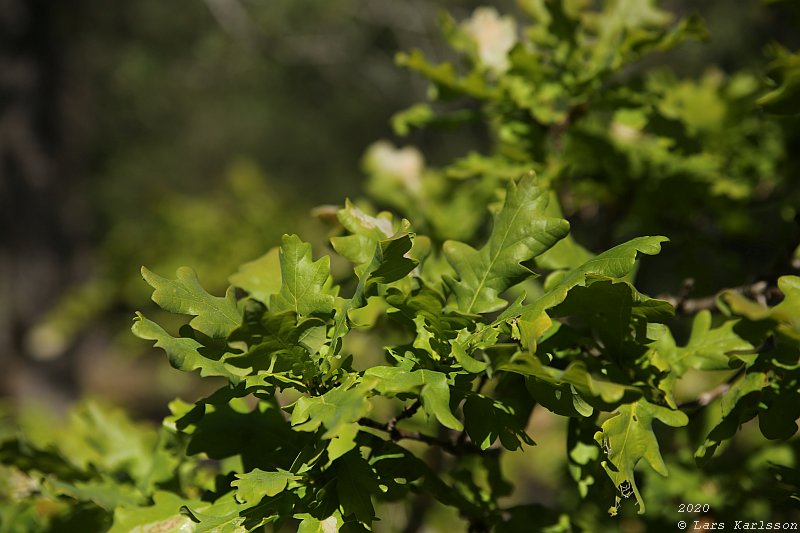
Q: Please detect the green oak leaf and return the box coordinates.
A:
[651,311,753,377]
[232,469,300,504]
[463,394,535,450]
[227,301,326,378]
[228,246,281,305]
[333,452,379,525]
[132,312,249,384]
[450,327,492,373]
[535,192,593,270]
[109,491,199,533]
[443,173,569,314]
[270,234,336,319]
[364,367,464,431]
[498,353,641,411]
[330,227,417,355]
[291,379,372,459]
[296,515,340,533]
[499,235,668,322]
[695,371,769,464]
[181,492,251,533]
[596,399,688,514]
[721,275,800,341]
[141,266,240,339]
[551,279,673,354]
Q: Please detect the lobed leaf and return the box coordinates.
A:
[498,353,641,412]
[142,266,240,339]
[232,469,300,504]
[270,234,336,319]
[596,399,688,514]
[228,247,281,304]
[499,235,668,323]
[364,367,464,431]
[132,312,249,384]
[109,491,198,533]
[444,173,569,314]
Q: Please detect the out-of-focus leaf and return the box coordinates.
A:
[758,51,800,115]
[109,491,198,533]
[228,247,281,305]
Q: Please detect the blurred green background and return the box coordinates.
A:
[1,0,524,414]
[1,1,799,530]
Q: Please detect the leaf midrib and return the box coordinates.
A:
[466,197,529,313]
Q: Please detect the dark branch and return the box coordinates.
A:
[387,399,421,435]
[358,416,484,455]
[659,279,782,315]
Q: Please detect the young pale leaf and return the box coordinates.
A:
[721,275,800,341]
[232,469,300,504]
[141,266,240,339]
[270,234,336,318]
[330,200,395,266]
[228,247,281,304]
[444,174,569,314]
[132,313,249,384]
[297,515,339,533]
[597,400,688,514]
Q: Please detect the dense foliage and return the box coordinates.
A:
[2,1,800,532]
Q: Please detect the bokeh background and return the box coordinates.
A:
[1,1,799,529]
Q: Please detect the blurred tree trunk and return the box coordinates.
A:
[0,0,80,406]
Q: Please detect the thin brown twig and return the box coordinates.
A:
[387,399,421,435]
[659,280,782,315]
[678,366,746,417]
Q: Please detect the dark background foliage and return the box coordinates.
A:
[1,2,799,531]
